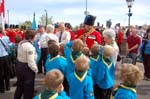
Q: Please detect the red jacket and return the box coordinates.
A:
[117,31,123,44]
[6,30,16,43]
[76,28,102,48]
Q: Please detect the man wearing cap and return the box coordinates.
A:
[7,24,16,43]
[76,15,102,48]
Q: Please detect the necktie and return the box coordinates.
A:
[59,32,63,43]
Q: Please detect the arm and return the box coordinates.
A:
[84,77,94,99]
[61,31,71,44]
[129,44,138,51]
[95,32,102,45]
[27,45,38,73]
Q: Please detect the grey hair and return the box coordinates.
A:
[46,24,54,33]
[103,29,116,40]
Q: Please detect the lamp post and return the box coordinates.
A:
[45,9,48,26]
[126,0,134,27]
[7,10,9,25]
[84,0,89,15]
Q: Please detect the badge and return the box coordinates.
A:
[28,51,33,55]
[88,35,96,39]
[90,92,94,97]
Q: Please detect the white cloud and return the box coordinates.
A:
[5,0,150,27]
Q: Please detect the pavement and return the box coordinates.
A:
[0,61,150,99]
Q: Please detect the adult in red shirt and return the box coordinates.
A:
[76,15,102,48]
[15,25,24,40]
[6,24,16,43]
[126,26,141,65]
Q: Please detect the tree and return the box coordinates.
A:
[19,21,32,29]
[38,14,53,26]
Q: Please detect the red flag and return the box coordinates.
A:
[0,0,5,17]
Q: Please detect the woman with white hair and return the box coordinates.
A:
[46,24,59,43]
[103,29,119,65]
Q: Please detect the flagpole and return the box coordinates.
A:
[7,9,9,25]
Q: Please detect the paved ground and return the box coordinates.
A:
[0,62,150,99]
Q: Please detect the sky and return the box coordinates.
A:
[5,0,150,27]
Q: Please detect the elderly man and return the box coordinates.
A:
[103,29,119,66]
[56,22,71,45]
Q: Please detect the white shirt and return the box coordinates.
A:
[56,31,71,44]
[111,42,119,65]
[17,40,38,73]
[39,32,49,48]
[47,33,59,43]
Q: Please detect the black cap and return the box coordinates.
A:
[84,15,96,26]
[15,25,19,29]
[10,24,13,28]
[13,24,15,29]
[5,24,9,29]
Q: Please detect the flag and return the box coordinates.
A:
[31,12,37,30]
[0,0,5,29]
[0,0,5,17]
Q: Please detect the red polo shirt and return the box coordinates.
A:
[127,35,141,54]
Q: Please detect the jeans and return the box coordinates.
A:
[127,53,137,65]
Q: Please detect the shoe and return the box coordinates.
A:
[143,76,150,81]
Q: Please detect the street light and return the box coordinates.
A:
[7,10,9,25]
[44,9,48,26]
[84,0,89,15]
[126,0,134,27]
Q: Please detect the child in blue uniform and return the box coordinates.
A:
[94,45,115,99]
[45,42,67,75]
[67,55,94,99]
[89,44,101,85]
[45,41,69,94]
[64,39,84,75]
[33,69,70,99]
[113,64,143,99]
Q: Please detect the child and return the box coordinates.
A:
[45,42,69,95]
[113,64,143,99]
[64,39,84,74]
[67,54,94,99]
[33,69,70,99]
[90,44,101,85]
[45,42,67,76]
[94,45,114,99]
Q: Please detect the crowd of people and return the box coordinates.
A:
[0,14,149,99]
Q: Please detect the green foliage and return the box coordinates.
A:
[19,21,32,29]
[38,14,53,26]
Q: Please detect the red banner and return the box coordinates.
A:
[0,0,5,17]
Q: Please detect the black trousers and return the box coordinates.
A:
[94,85,112,99]
[14,61,35,99]
[38,48,48,73]
[0,55,10,93]
[143,54,150,78]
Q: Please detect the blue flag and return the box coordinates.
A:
[31,12,37,30]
